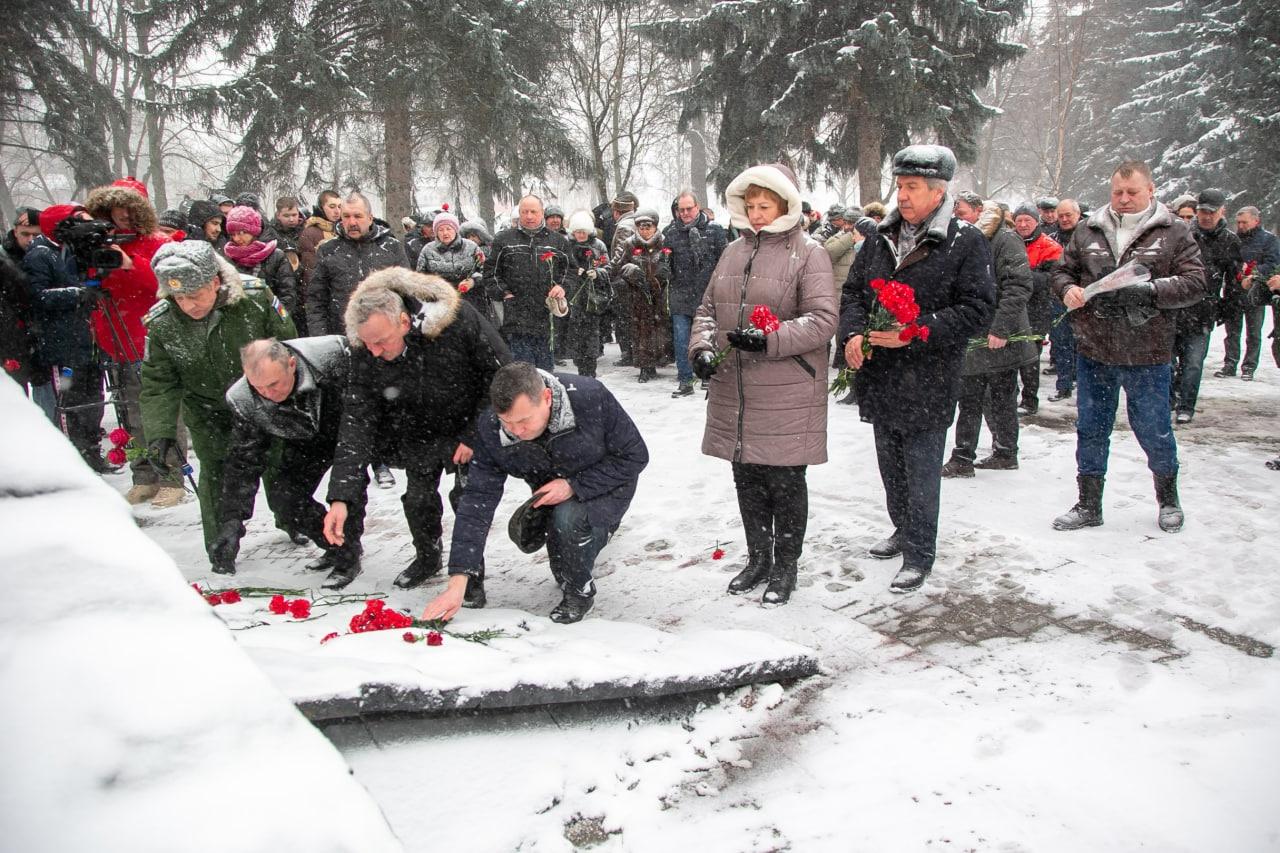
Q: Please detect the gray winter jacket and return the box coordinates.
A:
[690,163,837,467]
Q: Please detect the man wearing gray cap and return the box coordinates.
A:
[1036,197,1059,230]
[837,144,996,593]
[140,240,296,568]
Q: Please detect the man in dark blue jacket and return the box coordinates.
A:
[664,190,727,397]
[422,362,649,624]
[1220,206,1280,379]
[838,145,996,594]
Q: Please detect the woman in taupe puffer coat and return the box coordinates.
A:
[689,163,837,605]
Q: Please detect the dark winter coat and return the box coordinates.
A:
[3,231,28,265]
[326,274,510,505]
[1022,227,1063,334]
[1189,219,1242,332]
[566,238,613,360]
[306,225,409,335]
[482,225,576,339]
[663,212,728,317]
[1232,226,1280,308]
[691,163,837,466]
[140,255,297,443]
[963,205,1036,376]
[220,334,350,524]
[838,196,997,433]
[21,235,95,369]
[272,220,304,255]
[1051,203,1205,366]
[446,372,649,575]
[226,247,300,320]
[0,254,42,384]
[416,236,486,312]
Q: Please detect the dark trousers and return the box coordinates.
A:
[1075,355,1177,477]
[36,361,105,456]
[1220,302,1265,373]
[546,498,614,594]
[954,369,1019,461]
[1049,304,1076,392]
[400,457,467,565]
[269,439,366,563]
[612,286,635,360]
[731,461,808,563]
[1019,345,1043,406]
[1171,328,1210,414]
[873,423,947,570]
[506,334,553,371]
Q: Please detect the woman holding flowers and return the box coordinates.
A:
[689,163,837,606]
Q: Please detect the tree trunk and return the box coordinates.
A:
[382,103,412,237]
[476,145,497,226]
[856,117,884,204]
[688,111,708,204]
[135,15,168,211]
[0,158,16,226]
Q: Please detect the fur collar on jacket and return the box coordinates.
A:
[725,164,805,235]
[977,201,1006,240]
[84,185,160,235]
[344,268,460,345]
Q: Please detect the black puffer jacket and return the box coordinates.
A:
[306,225,409,335]
[482,225,575,339]
[220,335,350,524]
[21,235,95,369]
[326,274,511,504]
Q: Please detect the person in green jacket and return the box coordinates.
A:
[140,240,297,568]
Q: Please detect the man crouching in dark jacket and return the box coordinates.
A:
[322,268,510,589]
[421,362,649,624]
[209,335,364,587]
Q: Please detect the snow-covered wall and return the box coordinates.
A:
[0,377,402,853]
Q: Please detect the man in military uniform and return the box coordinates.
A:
[208,335,364,588]
[140,240,296,570]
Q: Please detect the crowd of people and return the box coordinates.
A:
[3,148,1278,620]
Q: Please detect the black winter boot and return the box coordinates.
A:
[1154,473,1183,533]
[762,557,797,606]
[463,570,487,608]
[727,552,772,595]
[322,555,362,590]
[394,539,443,589]
[941,456,975,478]
[1053,475,1104,530]
[869,531,903,559]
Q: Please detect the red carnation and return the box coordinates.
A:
[269,594,288,615]
[220,589,242,604]
[632,248,643,256]
[661,247,672,255]
[106,447,127,466]
[288,598,311,619]
[365,599,385,613]
[539,251,554,262]
[320,632,339,644]
[441,203,449,211]
[917,325,930,342]
[3,359,19,373]
[584,250,594,259]
[349,612,370,633]
[192,583,202,594]
[206,593,222,606]
[750,305,781,335]
[712,548,725,560]
[403,632,417,643]
[426,631,444,647]
[108,428,131,447]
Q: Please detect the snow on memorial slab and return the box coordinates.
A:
[0,378,402,853]
[237,606,820,721]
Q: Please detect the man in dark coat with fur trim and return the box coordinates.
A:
[322,268,510,591]
[838,144,996,594]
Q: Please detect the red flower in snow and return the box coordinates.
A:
[320,632,339,644]
[191,583,202,594]
[269,594,288,615]
[288,598,312,619]
[206,593,222,606]
[403,632,417,643]
[106,447,127,466]
[712,548,726,560]
[220,589,242,604]
[426,631,444,647]
[108,428,131,446]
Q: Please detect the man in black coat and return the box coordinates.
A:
[1177,189,1241,423]
[421,362,649,624]
[306,192,410,336]
[663,190,728,397]
[322,268,510,589]
[210,335,365,587]
[838,145,996,593]
[481,195,572,371]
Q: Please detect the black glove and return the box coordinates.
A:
[208,520,244,569]
[727,328,768,352]
[1111,282,1156,307]
[78,286,105,308]
[147,438,179,477]
[693,351,718,381]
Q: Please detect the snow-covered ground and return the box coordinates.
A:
[48,331,1280,851]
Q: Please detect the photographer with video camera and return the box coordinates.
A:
[84,179,186,506]
[20,204,110,470]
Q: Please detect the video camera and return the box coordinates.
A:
[53,218,136,273]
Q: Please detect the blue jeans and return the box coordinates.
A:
[672,313,693,383]
[1075,356,1177,477]
[1049,304,1076,392]
[1171,329,1210,414]
[546,499,614,594]
[506,334,553,371]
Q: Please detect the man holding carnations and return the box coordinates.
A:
[838,145,996,593]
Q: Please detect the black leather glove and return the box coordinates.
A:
[147,438,179,477]
[693,351,718,381]
[727,327,768,352]
[78,286,105,308]
[1112,282,1156,307]
[208,519,244,569]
